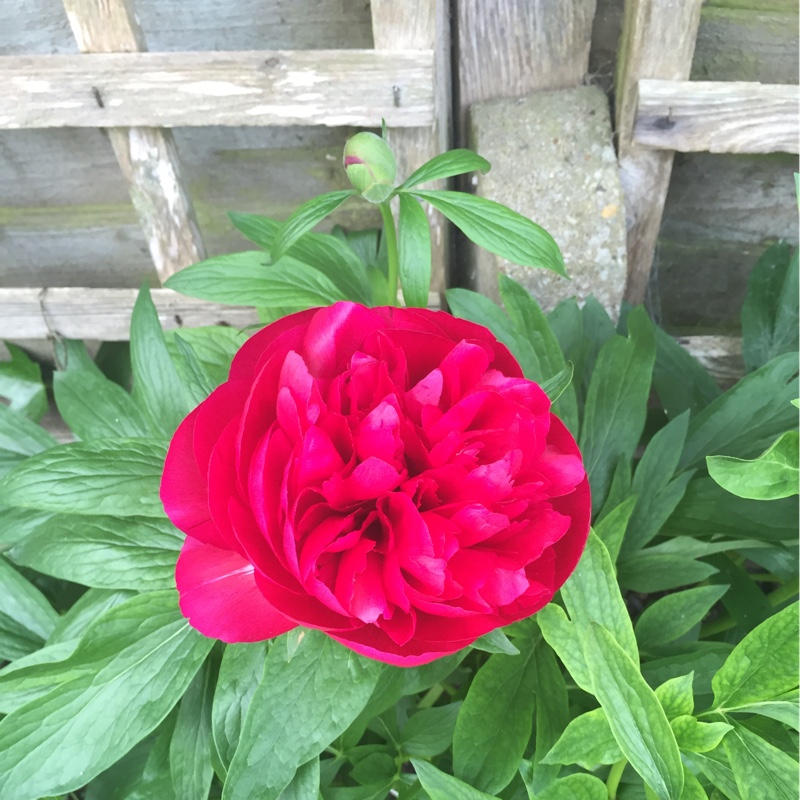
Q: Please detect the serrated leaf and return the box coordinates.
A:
[398,193,432,308]
[584,624,684,800]
[712,602,799,712]
[223,631,380,800]
[411,759,497,800]
[398,149,491,190]
[724,724,799,800]
[9,514,181,591]
[414,190,566,276]
[635,585,729,650]
[453,634,537,794]
[656,674,695,721]
[707,430,799,500]
[0,438,167,517]
[0,591,213,800]
[671,716,732,754]
[542,708,622,769]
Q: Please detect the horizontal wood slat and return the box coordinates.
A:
[634,79,799,154]
[0,50,434,129]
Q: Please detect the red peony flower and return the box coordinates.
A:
[161,302,590,666]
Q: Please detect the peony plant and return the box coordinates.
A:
[0,132,796,800]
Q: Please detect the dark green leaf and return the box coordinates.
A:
[618,553,718,593]
[547,299,587,406]
[0,343,47,421]
[271,191,355,262]
[9,514,181,591]
[397,149,491,190]
[539,363,574,405]
[671,716,732,754]
[414,190,566,276]
[0,402,56,456]
[223,631,380,800]
[48,588,135,646]
[0,438,168,517]
[707,554,772,638]
[584,624,684,800]
[594,495,636,564]
[164,327,243,389]
[724,724,799,800]
[453,634,537,794]
[401,650,468,696]
[579,307,656,512]
[411,759,497,800]
[741,243,798,372]
[542,708,622,769]
[399,703,461,757]
[398,193,432,308]
[644,645,731,701]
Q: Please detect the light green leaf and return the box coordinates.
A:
[270,190,355,262]
[170,657,214,800]
[0,591,213,800]
[680,766,709,800]
[617,552,718,593]
[171,336,216,405]
[223,631,380,800]
[398,193,432,308]
[0,343,47,421]
[453,635,537,794]
[656,674,695,721]
[635,585,729,650]
[278,758,320,800]
[414,190,566,276]
[0,438,167,517]
[584,624,684,800]
[399,702,461,757]
[164,327,243,389]
[594,495,636,564]
[534,773,608,800]
[712,602,799,712]
[688,748,741,800]
[724,724,799,800]
[580,307,656,512]
[671,716,732,754]
[398,149,491,190]
[211,642,268,777]
[537,602,592,692]
[472,628,519,655]
[411,759,497,800]
[130,286,191,439]
[707,430,798,500]
[725,696,799,730]
[9,514,180,591]
[539,363,574,405]
[48,588,135,646]
[542,708,622,769]
[0,402,56,456]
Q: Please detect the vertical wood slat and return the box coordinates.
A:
[62,0,205,283]
[371,0,451,292]
[616,0,704,305]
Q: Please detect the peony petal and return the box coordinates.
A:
[176,537,296,643]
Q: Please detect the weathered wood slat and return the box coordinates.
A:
[634,79,799,154]
[62,0,206,283]
[615,0,704,306]
[0,50,435,129]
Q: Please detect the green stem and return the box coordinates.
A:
[380,201,399,306]
[606,759,627,799]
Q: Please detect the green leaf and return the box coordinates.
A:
[497,275,579,433]
[537,602,592,692]
[680,353,798,470]
[680,766,710,800]
[472,628,519,655]
[656,674,696,721]
[164,327,243,389]
[728,696,799,730]
[270,190,356,262]
[453,635,537,794]
[594,495,636,564]
[399,702,461,757]
[0,591,213,800]
[724,724,799,800]
[618,553,718,593]
[398,193,432,308]
[0,402,56,456]
[635,585,729,650]
[171,336,216,405]
[712,602,799,711]
[211,642,268,777]
[9,514,181,591]
[223,630,380,800]
[688,748,741,800]
[707,430,798,500]
[706,554,772,638]
[166,252,347,308]
[671,716,732,754]
[414,190,566,276]
[49,588,135,646]
[0,438,167,517]
[398,149,491,190]
[579,307,656,512]
[170,657,214,800]
[741,243,798,372]
[0,343,47,421]
[278,758,319,799]
[542,707,623,769]
[584,624,684,800]
[534,773,608,800]
[410,759,497,800]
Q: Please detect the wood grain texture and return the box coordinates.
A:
[634,80,799,154]
[0,50,434,129]
[62,0,205,282]
[371,0,451,292]
[456,0,597,135]
[615,0,704,305]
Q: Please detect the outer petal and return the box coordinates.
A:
[176,537,296,643]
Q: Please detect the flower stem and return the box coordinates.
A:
[380,201,399,306]
[606,759,627,799]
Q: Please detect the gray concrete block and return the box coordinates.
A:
[467,86,627,316]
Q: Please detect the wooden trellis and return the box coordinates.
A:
[0,0,448,339]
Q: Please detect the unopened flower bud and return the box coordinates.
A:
[343,132,397,203]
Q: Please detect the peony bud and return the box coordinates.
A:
[343,132,397,203]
